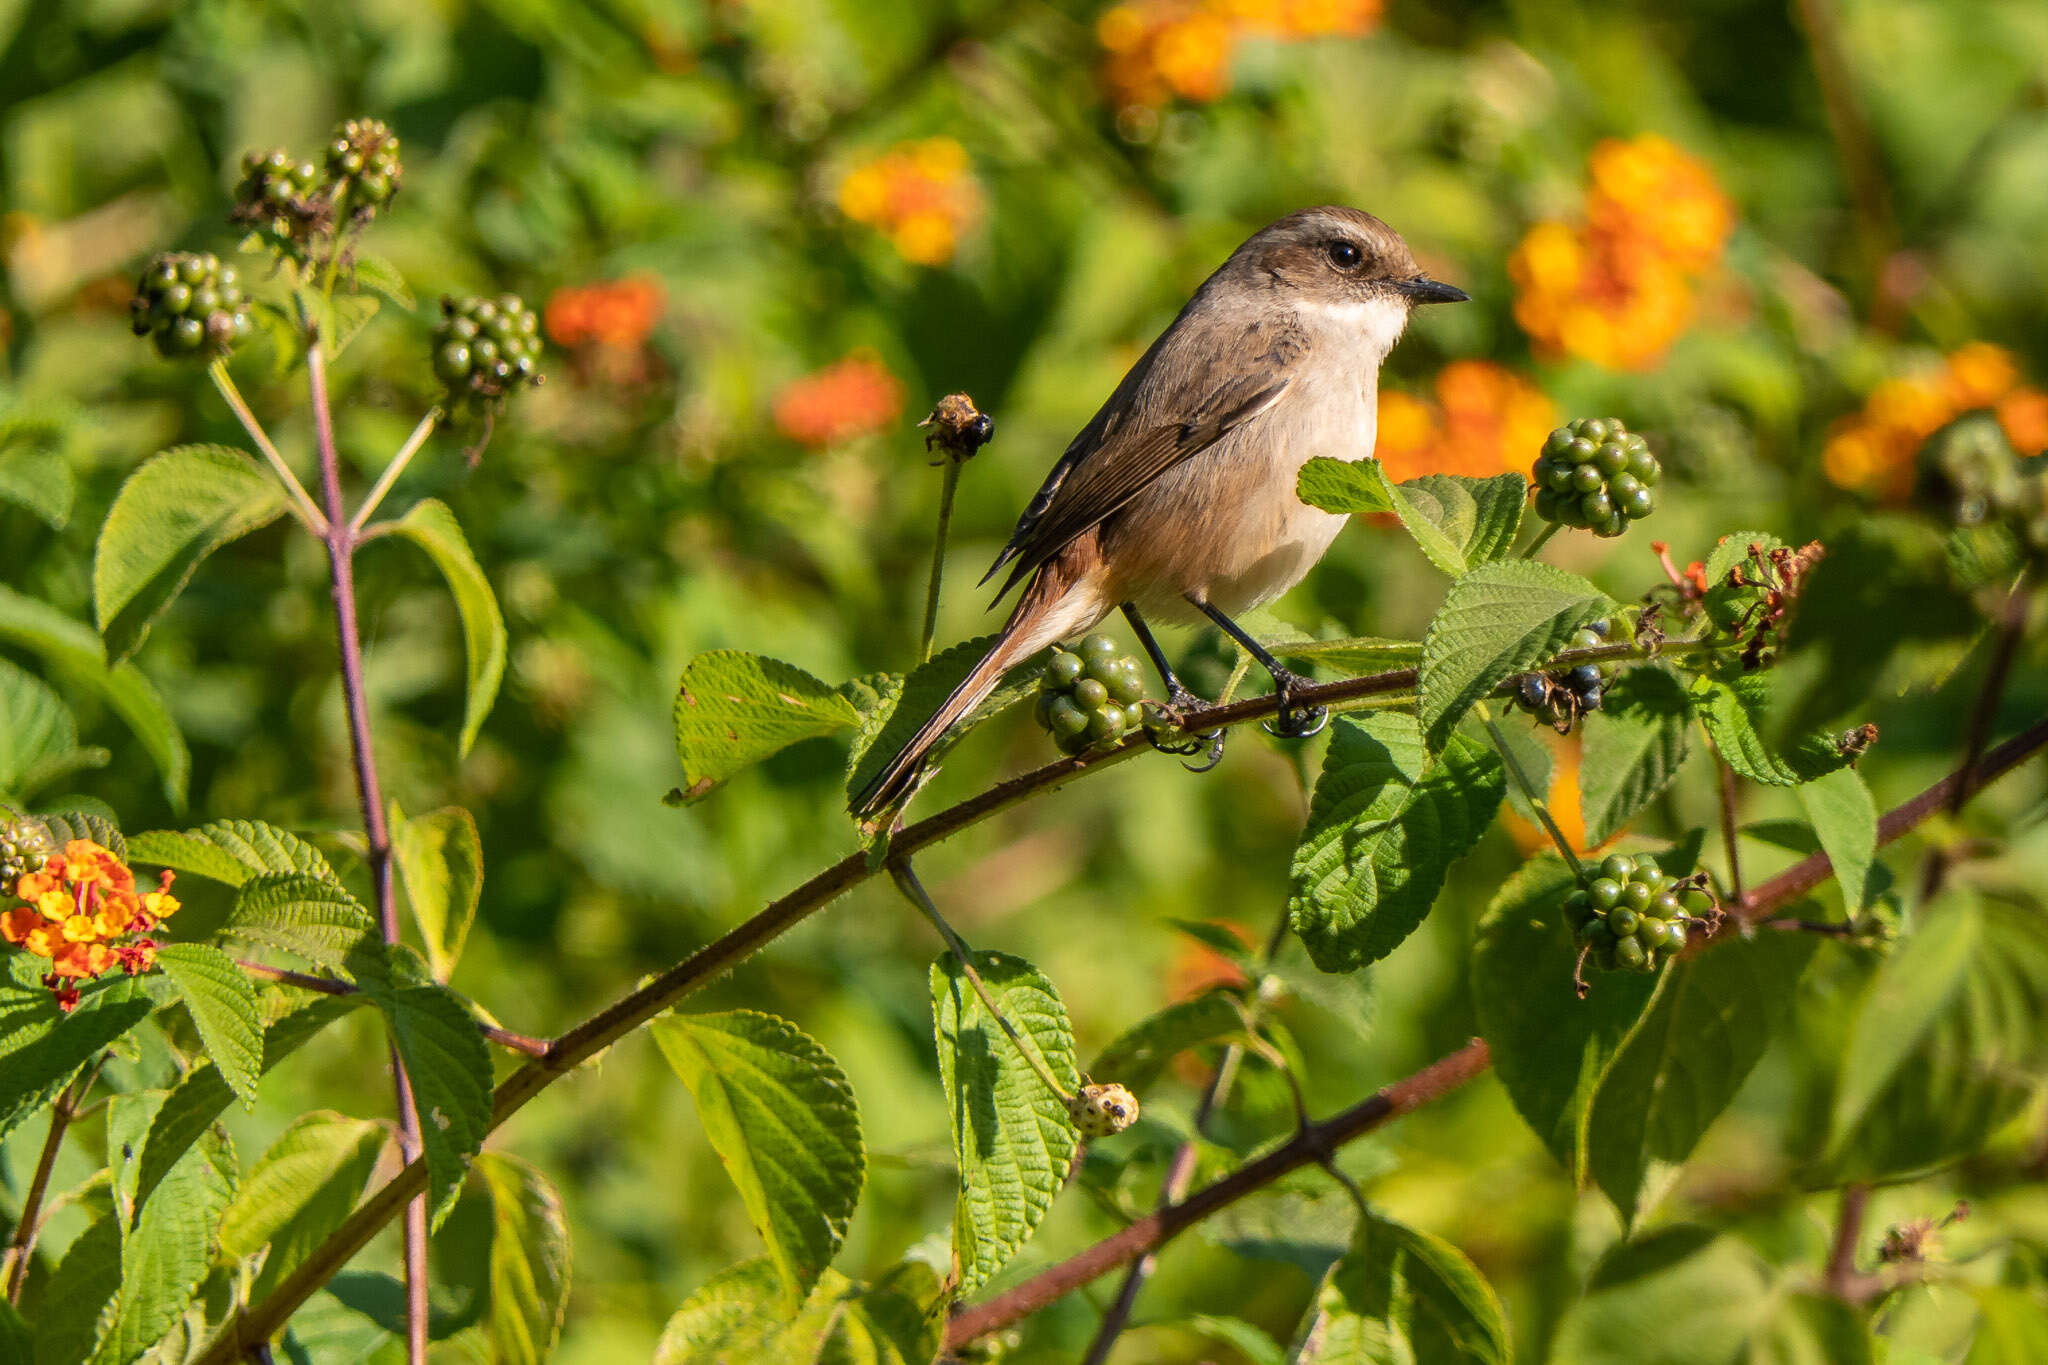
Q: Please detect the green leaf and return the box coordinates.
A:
[1967,1285,2048,1365]
[135,997,360,1213]
[1690,671,1858,787]
[366,980,494,1231]
[350,254,415,310]
[31,1213,121,1365]
[1306,1209,1510,1364]
[652,1259,843,1365]
[1419,561,1611,751]
[0,584,190,808]
[1088,990,1247,1097]
[651,1010,864,1308]
[931,951,1081,1295]
[324,293,380,358]
[1289,714,1504,972]
[92,445,288,664]
[840,1258,947,1365]
[1386,472,1529,577]
[842,633,1043,812]
[0,657,91,800]
[1579,665,1694,847]
[391,804,484,980]
[1187,1316,1286,1365]
[1297,456,1397,514]
[154,943,264,1107]
[30,809,125,861]
[0,404,75,529]
[225,873,378,968]
[474,1152,573,1365]
[1822,898,2048,1180]
[0,1299,29,1364]
[129,819,337,889]
[1581,931,1817,1227]
[0,995,152,1145]
[1797,768,1877,913]
[376,499,507,756]
[668,650,862,805]
[1551,1226,1774,1365]
[1471,853,1659,1167]
[93,1126,237,1365]
[216,1111,386,1298]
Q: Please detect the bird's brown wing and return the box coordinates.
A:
[980,366,1291,602]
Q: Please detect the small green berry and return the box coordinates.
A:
[1600,854,1635,881]
[1047,652,1084,687]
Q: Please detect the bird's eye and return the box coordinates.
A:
[1326,240,1363,269]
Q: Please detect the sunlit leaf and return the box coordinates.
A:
[668,650,862,805]
[475,1151,573,1365]
[374,499,507,756]
[155,943,264,1106]
[391,803,484,980]
[216,1111,385,1298]
[1579,665,1694,847]
[1419,561,1612,751]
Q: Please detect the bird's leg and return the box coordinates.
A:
[1189,598,1328,740]
[1121,603,1226,772]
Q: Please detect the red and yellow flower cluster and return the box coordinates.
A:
[544,275,664,351]
[1823,343,2048,499]
[1509,136,1734,371]
[837,139,983,268]
[3,841,177,1011]
[772,351,906,449]
[1096,0,1384,110]
[1374,360,1559,484]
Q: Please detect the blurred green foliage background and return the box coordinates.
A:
[2,0,2047,1360]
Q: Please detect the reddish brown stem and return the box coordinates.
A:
[2,1070,90,1302]
[1825,1183,1870,1298]
[306,338,428,1365]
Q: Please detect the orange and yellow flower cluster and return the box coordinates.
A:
[3,840,177,1010]
[544,275,664,351]
[1823,343,2048,499]
[1374,360,1559,484]
[1509,136,1734,371]
[772,351,905,449]
[837,139,983,268]
[1096,0,1384,110]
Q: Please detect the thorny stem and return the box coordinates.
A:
[195,692,2048,1365]
[1715,750,1746,904]
[892,861,1072,1102]
[1916,586,2029,904]
[1826,1184,1871,1299]
[2,1067,92,1302]
[350,407,442,533]
[305,334,429,1365]
[233,958,550,1057]
[1480,705,1584,878]
[919,459,965,663]
[1520,521,1562,559]
[207,361,328,535]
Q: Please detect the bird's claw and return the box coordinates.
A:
[1143,690,1228,771]
[1260,670,1329,740]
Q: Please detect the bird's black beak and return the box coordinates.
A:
[1391,275,1469,305]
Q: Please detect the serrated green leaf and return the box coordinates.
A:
[225,873,378,968]
[373,500,506,756]
[1296,457,1396,515]
[367,980,493,1231]
[651,1010,864,1308]
[474,1152,572,1365]
[217,1111,386,1298]
[1580,665,1694,846]
[1289,714,1504,972]
[154,943,263,1106]
[652,1259,843,1365]
[667,650,863,805]
[135,997,360,1214]
[349,255,415,310]
[92,445,288,664]
[129,819,337,889]
[1581,931,1816,1227]
[31,1212,121,1365]
[1690,671,1858,787]
[391,804,483,980]
[1551,1226,1774,1365]
[1307,1209,1510,1364]
[1419,561,1611,751]
[0,995,151,1146]
[1088,990,1246,1097]
[93,1126,237,1365]
[842,633,1043,813]
[1699,530,1787,626]
[0,406,75,529]
[324,293,380,357]
[1272,636,1424,673]
[28,809,125,861]
[1797,768,1877,913]
[0,657,82,801]
[1471,853,1659,1167]
[841,1258,946,1365]
[1388,472,1530,577]
[1822,898,2048,1180]
[931,952,1080,1295]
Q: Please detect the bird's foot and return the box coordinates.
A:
[1144,688,1228,772]
[1261,669,1329,740]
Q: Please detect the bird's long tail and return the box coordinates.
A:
[853,569,1096,819]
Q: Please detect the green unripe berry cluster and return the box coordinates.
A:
[129,253,251,361]
[0,817,52,888]
[1564,852,1711,973]
[433,295,543,420]
[325,118,402,210]
[1532,418,1659,537]
[1035,635,1147,756]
